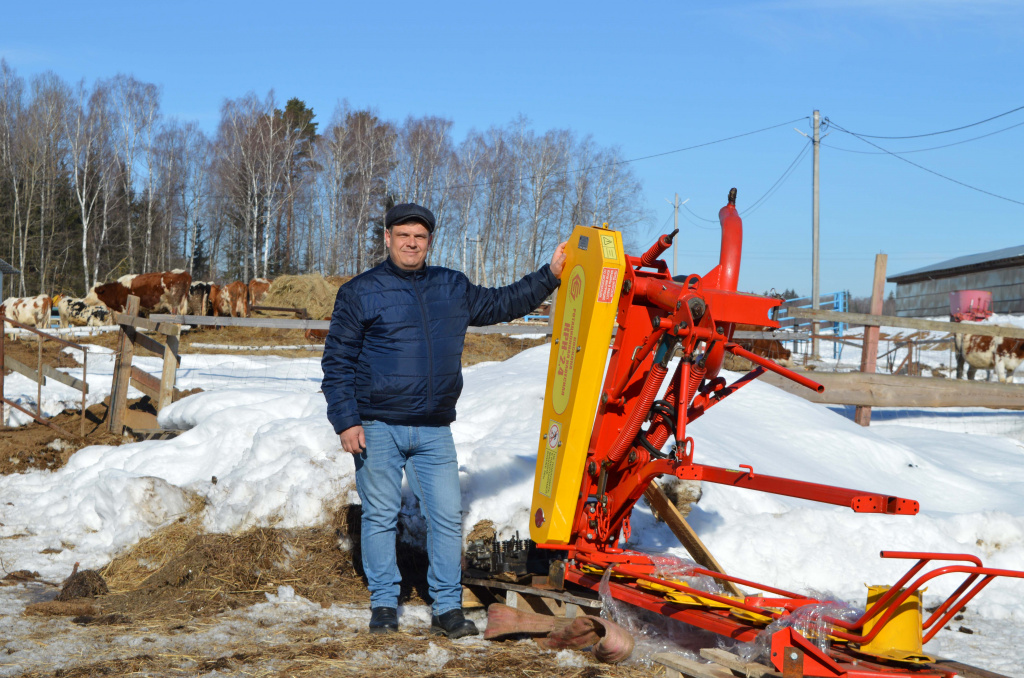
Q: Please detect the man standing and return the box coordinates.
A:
[322,203,566,638]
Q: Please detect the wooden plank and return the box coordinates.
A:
[793,308,1024,340]
[150,313,330,330]
[461,576,602,609]
[1,397,79,439]
[653,652,736,678]
[469,324,551,335]
[4,355,43,385]
[1,316,85,350]
[150,313,554,336]
[112,311,180,336]
[130,365,160,400]
[759,370,1024,410]
[108,297,139,434]
[643,481,745,598]
[158,333,179,411]
[41,363,88,394]
[700,648,781,677]
[130,329,167,358]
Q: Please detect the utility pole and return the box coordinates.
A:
[811,109,821,359]
[664,193,688,277]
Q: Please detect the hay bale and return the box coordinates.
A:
[261,274,350,320]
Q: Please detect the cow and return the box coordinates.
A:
[2,295,52,330]
[188,282,213,316]
[248,277,272,311]
[954,333,1024,383]
[210,281,248,317]
[733,323,793,365]
[83,270,191,317]
[304,316,331,343]
[57,297,112,328]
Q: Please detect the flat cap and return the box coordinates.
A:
[385,203,436,233]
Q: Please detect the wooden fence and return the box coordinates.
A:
[0,317,89,438]
[108,295,181,434]
[786,298,1024,415]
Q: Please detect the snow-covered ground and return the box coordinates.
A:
[1,342,1023,674]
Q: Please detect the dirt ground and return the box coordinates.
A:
[7,502,655,678]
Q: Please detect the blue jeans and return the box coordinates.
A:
[354,420,464,614]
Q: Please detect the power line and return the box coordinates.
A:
[743,140,812,216]
[822,119,1024,155]
[679,139,812,223]
[834,104,1024,140]
[441,117,808,192]
[827,119,1024,207]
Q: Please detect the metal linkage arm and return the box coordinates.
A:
[682,464,920,515]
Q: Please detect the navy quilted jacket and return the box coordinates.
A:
[322,257,559,433]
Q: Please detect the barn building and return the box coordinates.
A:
[887,245,1024,317]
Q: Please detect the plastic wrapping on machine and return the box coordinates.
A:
[597,569,718,666]
[735,593,863,664]
[649,554,726,596]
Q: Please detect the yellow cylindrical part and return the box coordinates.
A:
[859,585,933,664]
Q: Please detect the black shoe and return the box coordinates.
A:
[369,607,398,634]
[430,609,478,639]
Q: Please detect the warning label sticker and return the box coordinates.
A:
[600,234,616,260]
[598,267,619,303]
[538,419,561,498]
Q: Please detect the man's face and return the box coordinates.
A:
[385,221,432,270]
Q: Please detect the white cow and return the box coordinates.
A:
[2,295,52,331]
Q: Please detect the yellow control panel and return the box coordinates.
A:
[530,225,625,545]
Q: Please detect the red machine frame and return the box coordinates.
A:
[537,190,1023,676]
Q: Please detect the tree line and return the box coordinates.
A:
[0,61,650,298]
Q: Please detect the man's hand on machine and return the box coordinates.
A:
[340,425,366,454]
[550,242,568,278]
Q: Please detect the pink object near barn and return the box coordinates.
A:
[949,289,993,322]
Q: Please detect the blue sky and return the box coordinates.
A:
[4,0,1022,297]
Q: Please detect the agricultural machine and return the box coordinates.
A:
[480,190,1024,677]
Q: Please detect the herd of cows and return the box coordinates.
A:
[1,270,273,331]
[1,274,1021,382]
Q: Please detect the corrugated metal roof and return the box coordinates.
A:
[0,258,20,275]
[888,244,1024,283]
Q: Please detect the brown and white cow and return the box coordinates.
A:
[210,281,248,318]
[248,278,271,311]
[2,295,52,330]
[732,323,793,365]
[84,270,192,317]
[57,297,112,328]
[954,333,1024,383]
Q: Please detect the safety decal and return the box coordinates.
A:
[598,267,619,303]
[538,419,561,498]
[600,234,616,260]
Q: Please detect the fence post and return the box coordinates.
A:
[854,254,887,426]
[158,327,180,411]
[108,295,140,434]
